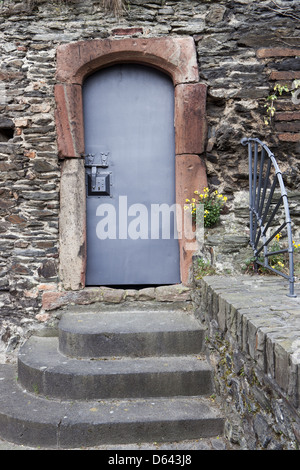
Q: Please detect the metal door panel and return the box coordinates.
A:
[83,64,180,285]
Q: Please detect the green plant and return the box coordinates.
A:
[242,233,300,275]
[264,80,300,125]
[269,232,287,271]
[242,256,257,274]
[184,187,227,228]
[194,257,216,279]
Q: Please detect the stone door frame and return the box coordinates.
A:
[55,37,207,290]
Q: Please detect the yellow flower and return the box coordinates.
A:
[185,198,190,203]
[223,196,227,202]
[184,205,189,210]
[204,193,208,198]
[192,198,196,203]
[199,194,204,199]
[278,262,284,267]
[194,190,199,195]
[203,187,209,192]
[275,232,282,241]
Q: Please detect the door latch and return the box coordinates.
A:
[84,152,112,196]
[100,152,109,168]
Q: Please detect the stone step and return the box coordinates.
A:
[58,307,205,358]
[18,336,214,400]
[0,364,224,449]
[0,302,225,449]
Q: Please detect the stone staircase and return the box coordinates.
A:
[0,301,224,449]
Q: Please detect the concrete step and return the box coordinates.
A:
[0,364,224,449]
[58,307,205,358]
[18,336,214,400]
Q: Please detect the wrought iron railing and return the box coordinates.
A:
[241,137,296,297]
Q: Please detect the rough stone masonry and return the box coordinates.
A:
[0,0,299,357]
[193,275,300,449]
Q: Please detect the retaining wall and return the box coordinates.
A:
[193,274,300,450]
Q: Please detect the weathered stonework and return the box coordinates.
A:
[59,158,86,290]
[0,0,299,359]
[174,83,207,155]
[54,84,84,159]
[56,37,199,86]
[176,154,207,284]
[194,275,300,450]
[42,283,192,311]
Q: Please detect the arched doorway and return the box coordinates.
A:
[55,37,207,289]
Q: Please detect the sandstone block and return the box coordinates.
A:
[278,133,300,142]
[175,83,207,155]
[59,159,86,290]
[111,27,143,36]
[56,37,199,86]
[155,284,191,302]
[275,112,300,121]
[176,154,207,285]
[137,288,156,301]
[275,121,300,132]
[269,70,300,81]
[257,48,300,58]
[54,84,84,159]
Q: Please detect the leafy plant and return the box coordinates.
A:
[268,232,286,271]
[193,257,216,279]
[242,233,300,275]
[184,187,227,228]
[264,80,300,125]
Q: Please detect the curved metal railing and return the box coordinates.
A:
[241,137,296,297]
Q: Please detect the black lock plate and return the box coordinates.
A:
[87,171,111,196]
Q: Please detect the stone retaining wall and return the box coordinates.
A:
[193,274,300,450]
[0,0,300,352]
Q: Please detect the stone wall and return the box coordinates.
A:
[193,275,300,450]
[0,0,300,353]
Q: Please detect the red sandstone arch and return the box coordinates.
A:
[55,37,207,287]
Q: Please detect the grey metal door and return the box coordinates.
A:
[83,64,180,285]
